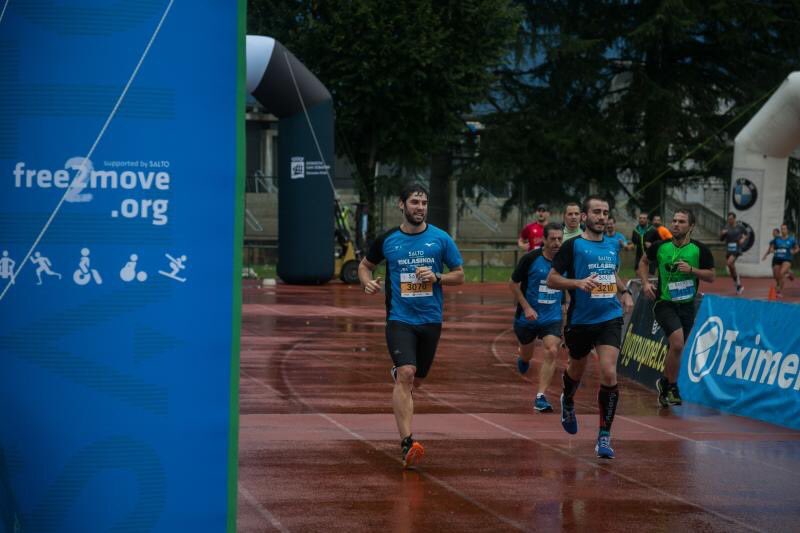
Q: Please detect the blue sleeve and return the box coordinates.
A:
[443,235,463,269]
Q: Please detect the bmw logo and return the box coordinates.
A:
[732,178,758,210]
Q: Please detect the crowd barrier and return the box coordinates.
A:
[618,285,800,431]
[678,295,800,430]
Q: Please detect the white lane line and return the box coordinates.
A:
[238,484,290,533]
[417,387,762,533]
[274,342,531,532]
[489,327,798,476]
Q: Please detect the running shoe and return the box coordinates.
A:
[516,356,530,375]
[390,366,398,383]
[656,377,670,408]
[560,393,578,434]
[736,284,744,295]
[788,271,795,282]
[534,394,553,412]
[401,437,424,469]
[666,384,682,406]
[595,432,615,459]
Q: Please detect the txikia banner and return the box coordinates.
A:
[679,295,800,430]
[0,1,244,531]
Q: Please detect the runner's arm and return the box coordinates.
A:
[615,274,634,313]
[509,280,536,320]
[358,258,383,295]
[439,265,464,286]
[638,255,657,300]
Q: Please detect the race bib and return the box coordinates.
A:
[591,273,617,299]
[727,242,738,252]
[776,247,788,258]
[400,272,432,298]
[537,282,559,304]
[667,279,695,301]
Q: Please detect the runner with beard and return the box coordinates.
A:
[639,209,715,408]
[358,183,464,468]
[547,196,634,459]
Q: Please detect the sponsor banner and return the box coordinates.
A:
[0,2,243,531]
[679,295,800,430]
[618,295,667,388]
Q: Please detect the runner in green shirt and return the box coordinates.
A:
[639,208,715,408]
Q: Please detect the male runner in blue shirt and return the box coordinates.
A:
[547,196,634,459]
[358,183,464,468]
[510,222,565,413]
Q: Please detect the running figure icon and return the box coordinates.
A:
[31,251,62,285]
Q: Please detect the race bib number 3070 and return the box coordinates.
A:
[400,272,432,298]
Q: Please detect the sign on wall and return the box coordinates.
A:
[0,1,243,531]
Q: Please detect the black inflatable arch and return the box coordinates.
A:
[246,35,334,284]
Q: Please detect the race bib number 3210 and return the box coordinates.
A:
[591,273,617,299]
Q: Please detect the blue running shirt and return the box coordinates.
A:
[511,250,563,326]
[366,224,463,325]
[551,235,622,325]
[774,236,796,262]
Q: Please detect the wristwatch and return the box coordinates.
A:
[434,272,442,284]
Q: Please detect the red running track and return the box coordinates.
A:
[237,278,800,532]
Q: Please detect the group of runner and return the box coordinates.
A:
[358,183,796,469]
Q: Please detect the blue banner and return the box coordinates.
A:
[0,1,243,531]
[679,295,800,430]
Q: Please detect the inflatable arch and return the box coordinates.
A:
[246,35,335,284]
[731,72,800,277]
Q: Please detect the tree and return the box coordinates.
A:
[249,0,521,237]
[474,0,800,216]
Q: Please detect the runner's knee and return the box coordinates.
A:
[396,365,416,384]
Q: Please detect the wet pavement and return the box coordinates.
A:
[237,279,800,532]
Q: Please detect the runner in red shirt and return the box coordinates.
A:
[518,203,550,251]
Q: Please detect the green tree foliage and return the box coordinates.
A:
[475,0,800,216]
[249,0,521,236]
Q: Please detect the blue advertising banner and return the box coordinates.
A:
[679,295,800,431]
[0,1,244,531]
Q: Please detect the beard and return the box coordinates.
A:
[403,209,425,226]
[586,219,605,235]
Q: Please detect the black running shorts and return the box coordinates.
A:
[385,320,442,379]
[563,317,624,359]
[654,300,696,339]
[513,321,562,345]
[772,258,790,267]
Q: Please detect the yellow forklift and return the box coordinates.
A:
[334,200,362,283]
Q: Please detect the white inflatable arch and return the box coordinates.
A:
[731,72,800,276]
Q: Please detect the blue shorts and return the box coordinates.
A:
[513,321,562,345]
